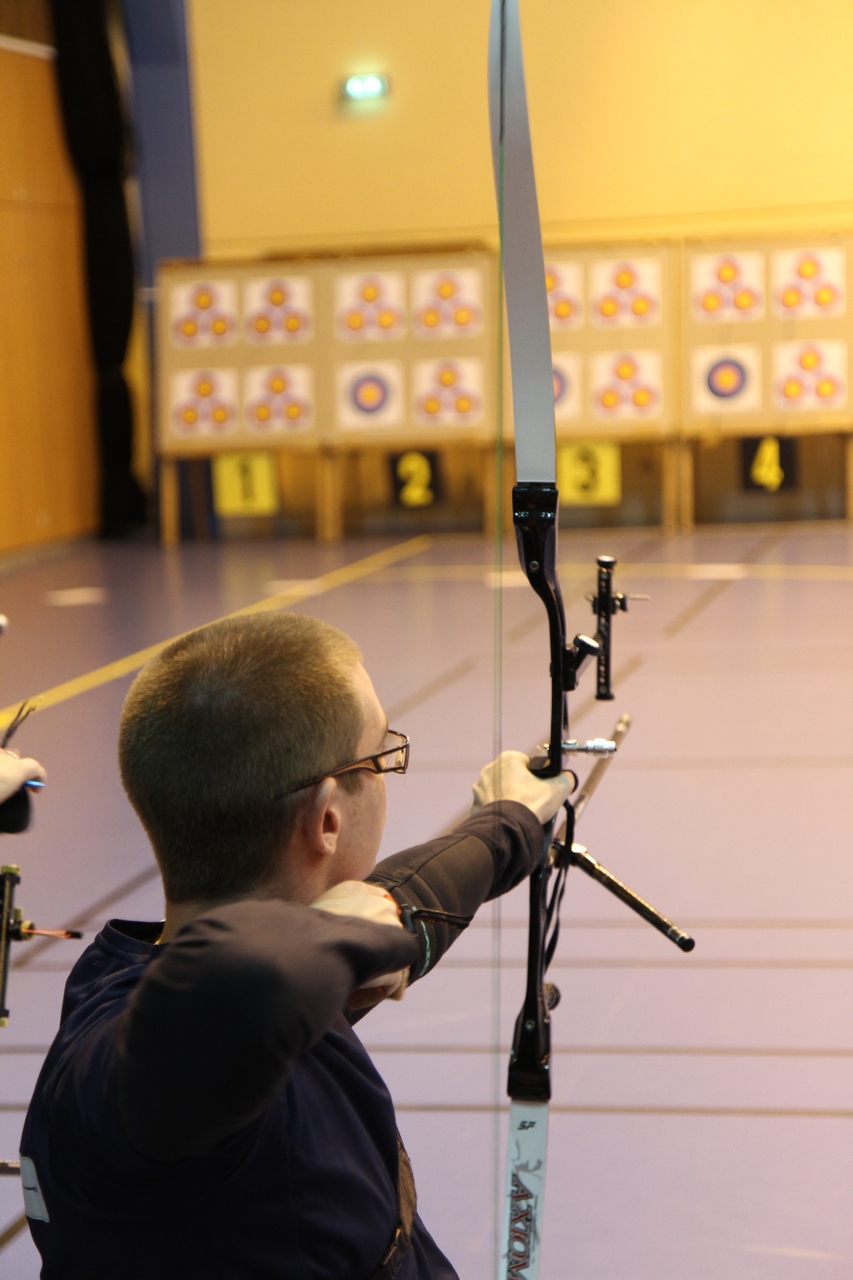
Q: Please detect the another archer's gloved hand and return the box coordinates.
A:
[472,750,571,824]
[310,880,409,1008]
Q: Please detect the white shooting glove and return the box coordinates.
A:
[472,750,571,824]
[310,880,408,1002]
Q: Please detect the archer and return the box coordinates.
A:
[20,610,571,1279]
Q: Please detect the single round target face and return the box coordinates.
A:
[799,349,821,371]
[552,366,567,404]
[351,374,389,414]
[437,279,456,299]
[706,358,747,399]
[554,298,573,319]
[781,287,801,309]
[798,258,819,279]
[815,285,836,308]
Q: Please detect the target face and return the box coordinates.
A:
[589,350,662,419]
[589,258,662,328]
[771,248,846,320]
[545,261,584,331]
[169,281,238,348]
[243,364,314,432]
[691,345,761,414]
[411,268,483,339]
[243,276,313,344]
[336,361,404,428]
[412,358,484,425]
[690,252,765,323]
[772,340,847,411]
[335,272,406,342]
[351,374,389,414]
[552,352,582,422]
[706,359,746,399]
[169,368,238,437]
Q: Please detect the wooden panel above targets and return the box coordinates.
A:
[682,238,853,436]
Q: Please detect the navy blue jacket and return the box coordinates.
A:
[21,802,542,1278]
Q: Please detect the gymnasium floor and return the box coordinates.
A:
[0,522,851,1277]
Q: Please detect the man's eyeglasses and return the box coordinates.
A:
[275,730,410,799]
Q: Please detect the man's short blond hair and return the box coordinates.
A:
[119,612,363,902]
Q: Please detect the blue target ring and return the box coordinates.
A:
[351,374,389,415]
[552,366,568,405]
[707,358,747,399]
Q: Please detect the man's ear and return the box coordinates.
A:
[300,777,341,857]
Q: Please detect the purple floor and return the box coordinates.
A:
[1,525,851,1276]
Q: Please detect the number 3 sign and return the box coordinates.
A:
[557,442,621,506]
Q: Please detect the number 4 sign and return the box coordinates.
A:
[557,442,622,506]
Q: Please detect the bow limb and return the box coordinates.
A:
[489,4,567,1278]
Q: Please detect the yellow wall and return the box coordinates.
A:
[0,44,98,552]
[188,0,853,258]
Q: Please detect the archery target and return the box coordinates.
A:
[772,340,847,411]
[411,269,483,339]
[335,272,406,342]
[690,252,765,322]
[243,276,314,344]
[412,358,483,426]
[169,368,238,436]
[336,361,404,428]
[552,352,581,422]
[243,365,314,433]
[691,344,762,414]
[771,248,846,320]
[589,350,662,419]
[545,261,584,330]
[169,281,238,348]
[589,258,662,328]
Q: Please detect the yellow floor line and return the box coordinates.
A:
[0,536,431,731]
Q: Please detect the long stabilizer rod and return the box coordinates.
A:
[572,712,632,821]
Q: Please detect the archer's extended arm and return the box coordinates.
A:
[368,800,543,981]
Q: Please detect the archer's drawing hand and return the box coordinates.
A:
[310,880,409,1010]
[471,750,571,824]
[0,749,45,804]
